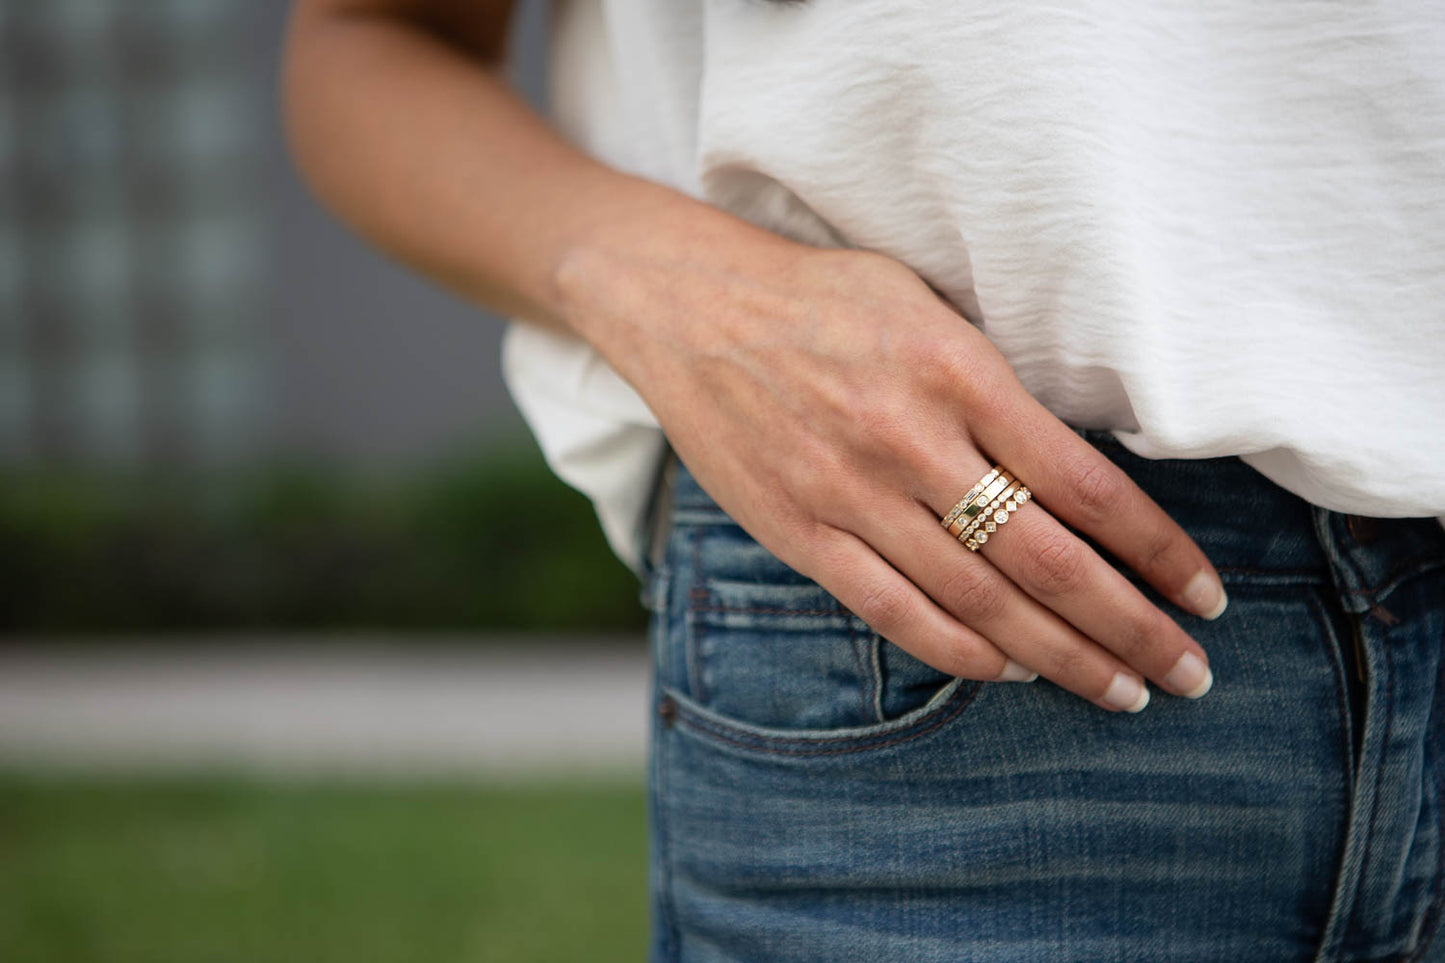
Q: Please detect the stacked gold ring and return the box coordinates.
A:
[939,465,1033,552]
[951,471,1019,542]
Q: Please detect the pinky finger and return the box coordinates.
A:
[805,526,1038,684]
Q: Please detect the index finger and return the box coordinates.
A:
[969,400,1229,622]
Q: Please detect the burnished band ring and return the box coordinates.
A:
[939,464,1033,552]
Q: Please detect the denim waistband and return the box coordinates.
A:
[651,424,1445,610]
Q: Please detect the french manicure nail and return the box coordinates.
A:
[1163,650,1214,699]
[1103,671,1150,712]
[996,659,1039,682]
[1183,571,1228,620]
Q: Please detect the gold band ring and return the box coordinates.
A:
[939,464,1033,551]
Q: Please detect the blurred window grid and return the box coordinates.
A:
[1,0,270,466]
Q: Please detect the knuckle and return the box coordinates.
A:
[1113,610,1171,663]
[926,342,979,386]
[851,581,913,632]
[934,635,993,680]
[1038,643,1091,682]
[1016,529,1089,596]
[937,562,1008,623]
[1137,517,1183,573]
[1063,456,1129,524]
[927,343,997,405]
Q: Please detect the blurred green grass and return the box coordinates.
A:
[0,434,650,634]
[0,775,647,963]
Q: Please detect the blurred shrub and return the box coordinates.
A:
[0,441,648,634]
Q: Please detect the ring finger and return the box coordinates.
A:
[856,478,1156,713]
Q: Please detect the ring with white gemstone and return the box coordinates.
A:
[957,478,1025,544]
[939,468,1002,531]
[944,470,1014,538]
[948,473,1016,539]
[939,464,1033,551]
[963,485,1031,551]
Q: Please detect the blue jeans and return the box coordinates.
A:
[635,426,1445,962]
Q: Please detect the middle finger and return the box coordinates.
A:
[855,482,1155,712]
[932,450,1214,701]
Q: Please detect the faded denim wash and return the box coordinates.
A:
[634,426,1445,962]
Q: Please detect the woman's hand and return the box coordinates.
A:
[561,234,1225,714]
[282,0,1222,713]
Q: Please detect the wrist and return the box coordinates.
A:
[548,177,809,373]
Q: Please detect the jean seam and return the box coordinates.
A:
[1342,621,1396,953]
[1349,557,1445,608]
[868,634,886,725]
[1307,585,1364,963]
[685,529,708,705]
[655,730,680,962]
[1311,587,1360,807]
[687,604,850,616]
[846,617,877,725]
[685,564,899,734]
[664,680,979,758]
[650,585,681,963]
[1404,754,1445,962]
[1402,621,1445,963]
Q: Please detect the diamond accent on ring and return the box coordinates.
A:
[976,532,988,543]
[984,521,996,532]
[994,509,1008,523]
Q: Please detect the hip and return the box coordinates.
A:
[637,426,1445,961]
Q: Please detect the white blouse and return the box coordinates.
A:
[502,0,1445,574]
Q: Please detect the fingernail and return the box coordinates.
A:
[1182,571,1228,620]
[1162,650,1214,699]
[996,659,1039,683]
[1103,671,1150,712]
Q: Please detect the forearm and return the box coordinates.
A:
[280,3,792,355]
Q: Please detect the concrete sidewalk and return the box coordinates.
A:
[0,638,649,779]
